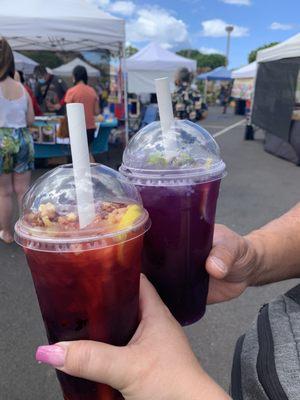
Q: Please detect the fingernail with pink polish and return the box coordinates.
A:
[36,345,65,367]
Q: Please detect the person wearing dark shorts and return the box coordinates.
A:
[64,65,100,161]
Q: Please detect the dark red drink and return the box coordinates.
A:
[15,164,150,400]
[138,179,220,325]
[25,231,143,400]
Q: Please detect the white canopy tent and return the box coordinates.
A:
[126,42,197,93]
[232,61,257,79]
[13,51,38,74]
[52,57,100,77]
[257,33,300,63]
[231,61,257,100]
[0,0,125,52]
[0,0,130,140]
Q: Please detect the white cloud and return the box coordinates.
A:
[108,1,135,16]
[199,46,223,54]
[221,0,251,5]
[270,22,294,31]
[127,6,189,48]
[92,0,110,7]
[201,19,249,37]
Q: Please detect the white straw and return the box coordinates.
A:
[155,77,175,155]
[66,103,96,228]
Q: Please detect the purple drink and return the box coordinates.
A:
[139,179,220,325]
[120,120,226,325]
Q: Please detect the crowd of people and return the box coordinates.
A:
[0,37,101,243]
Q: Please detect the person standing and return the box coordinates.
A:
[64,65,100,160]
[34,65,67,115]
[172,67,208,122]
[219,84,231,114]
[0,37,34,243]
[15,70,42,116]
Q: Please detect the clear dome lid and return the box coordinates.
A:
[15,164,149,249]
[120,120,226,184]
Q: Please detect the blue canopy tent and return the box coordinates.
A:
[197,66,232,81]
[197,66,232,103]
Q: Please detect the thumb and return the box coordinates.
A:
[36,340,131,390]
[206,227,241,279]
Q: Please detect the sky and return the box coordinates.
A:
[92,0,300,68]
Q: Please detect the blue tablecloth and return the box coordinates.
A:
[34,119,118,159]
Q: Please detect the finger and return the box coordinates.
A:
[139,274,169,319]
[36,341,130,390]
[206,225,242,279]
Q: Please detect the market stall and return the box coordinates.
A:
[126,42,197,94]
[197,67,232,104]
[0,0,126,156]
[251,33,300,164]
[232,62,256,101]
[231,61,257,115]
[31,117,118,159]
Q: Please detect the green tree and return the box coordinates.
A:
[197,53,226,69]
[176,49,226,70]
[248,42,279,63]
[20,51,64,68]
[126,45,138,57]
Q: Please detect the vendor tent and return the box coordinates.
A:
[0,0,124,52]
[13,51,38,74]
[197,66,232,81]
[0,0,129,139]
[52,57,100,77]
[251,33,300,164]
[231,62,257,100]
[257,33,300,63]
[252,33,300,140]
[232,62,257,79]
[126,42,197,93]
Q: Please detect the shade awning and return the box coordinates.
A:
[197,66,232,81]
[257,33,300,63]
[0,0,125,52]
[52,57,100,77]
[126,42,197,71]
[232,62,257,79]
[13,51,38,74]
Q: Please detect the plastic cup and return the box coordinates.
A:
[15,163,150,400]
[120,120,226,326]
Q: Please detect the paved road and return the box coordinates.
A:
[1,106,300,398]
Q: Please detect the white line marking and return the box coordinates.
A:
[202,125,226,129]
[213,119,246,138]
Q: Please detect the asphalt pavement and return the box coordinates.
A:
[1,106,300,398]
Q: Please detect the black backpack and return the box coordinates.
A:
[231,284,300,400]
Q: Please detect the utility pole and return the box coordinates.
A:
[225,25,234,67]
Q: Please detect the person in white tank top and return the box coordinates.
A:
[0,37,34,244]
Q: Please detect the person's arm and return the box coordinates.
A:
[26,91,35,126]
[246,203,300,285]
[206,203,300,304]
[94,95,100,115]
[36,275,230,400]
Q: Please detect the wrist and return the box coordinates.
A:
[174,367,231,400]
[244,231,267,286]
